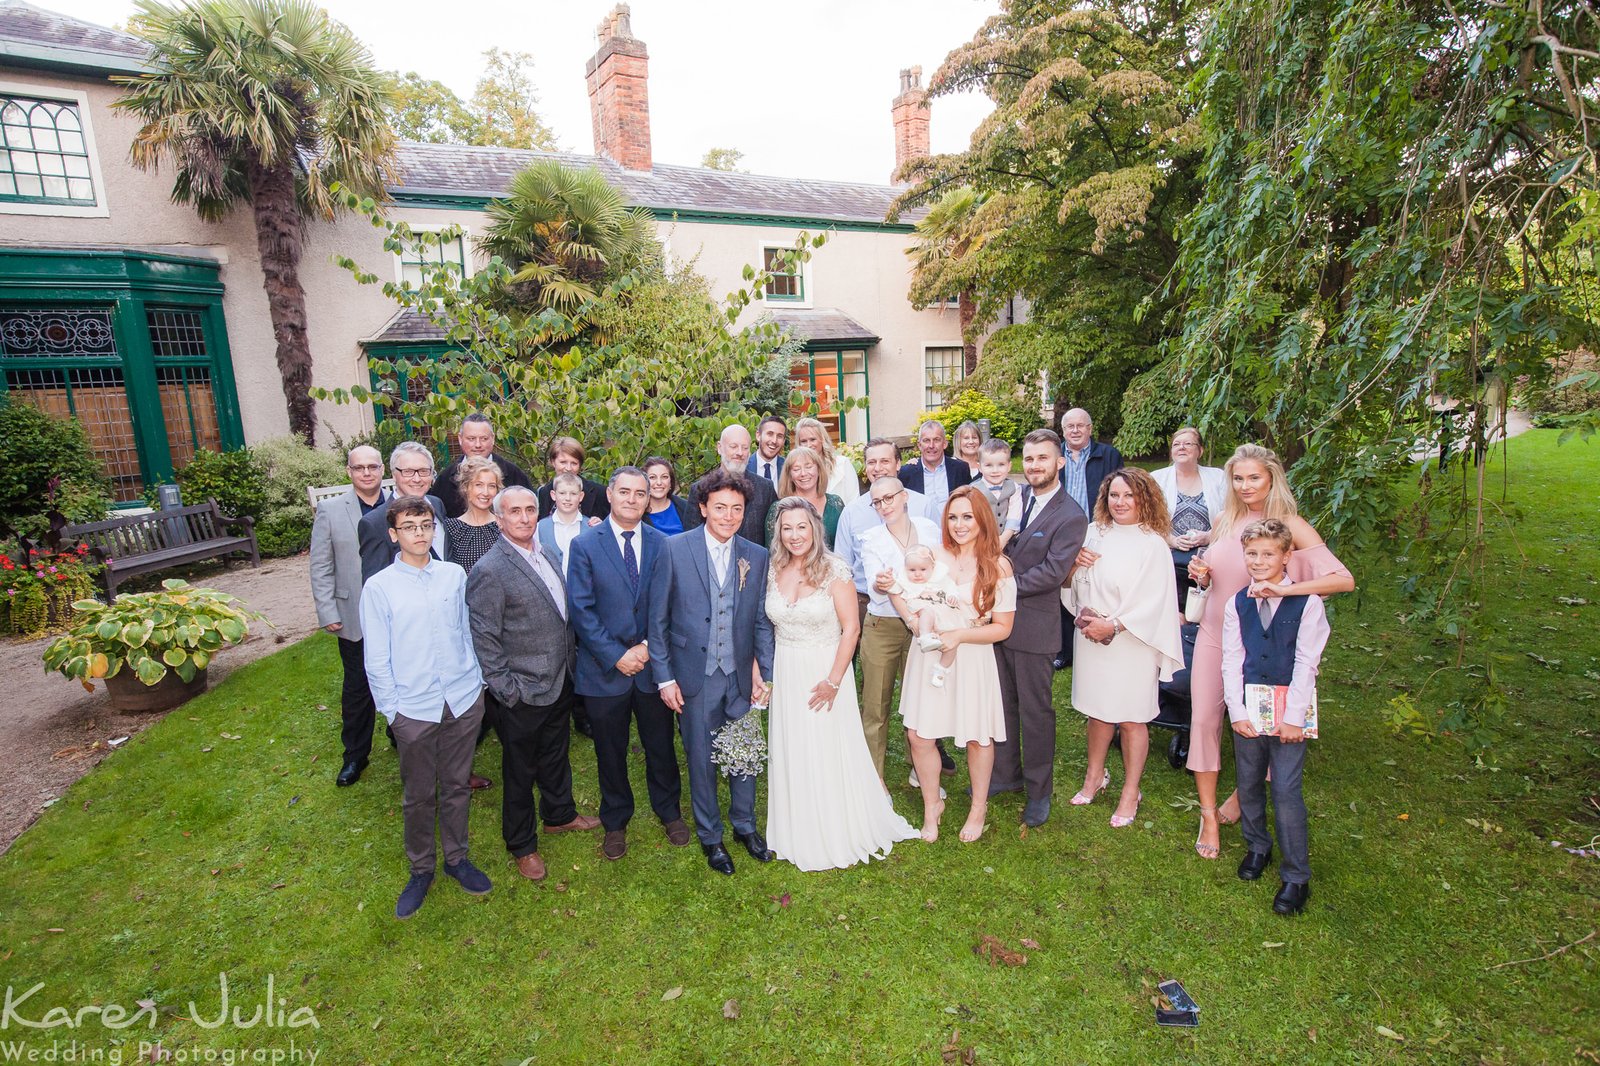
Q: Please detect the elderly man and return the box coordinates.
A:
[685,424,777,546]
[358,442,450,582]
[310,445,389,787]
[1055,408,1124,668]
[466,485,600,882]
[430,412,533,518]
[746,414,788,485]
[898,420,973,516]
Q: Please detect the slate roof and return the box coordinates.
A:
[392,142,918,227]
[763,308,881,347]
[362,309,448,346]
[0,0,149,73]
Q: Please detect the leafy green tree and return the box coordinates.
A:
[115,0,395,444]
[471,48,559,152]
[478,160,662,311]
[388,71,478,144]
[892,0,1202,449]
[700,147,747,172]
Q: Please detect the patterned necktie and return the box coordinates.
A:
[622,530,639,594]
[1257,597,1273,630]
[1019,493,1037,533]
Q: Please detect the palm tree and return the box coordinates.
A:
[478,160,660,312]
[115,0,395,444]
[906,186,986,374]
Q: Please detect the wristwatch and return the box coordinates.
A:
[1111,619,1124,637]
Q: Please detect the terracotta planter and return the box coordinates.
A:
[106,667,209,713]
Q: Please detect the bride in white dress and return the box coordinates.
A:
[765,497,917,871]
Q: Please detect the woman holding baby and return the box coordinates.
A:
[880,485,1015,844]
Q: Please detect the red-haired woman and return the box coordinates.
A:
[883,485,1015,844]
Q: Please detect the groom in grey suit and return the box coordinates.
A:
[648,468,776,876]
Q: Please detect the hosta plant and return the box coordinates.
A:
[43,579,263,691]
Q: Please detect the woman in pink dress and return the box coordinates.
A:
[1187,445,1354,859]
[887,486,1015,844]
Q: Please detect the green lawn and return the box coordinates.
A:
[1,431,1596,1064]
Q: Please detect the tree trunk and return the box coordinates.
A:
[959,289,979,375]
[247,157,316,443]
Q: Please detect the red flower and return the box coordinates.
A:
[54,573,65,580]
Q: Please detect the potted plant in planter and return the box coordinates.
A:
[43,579,264,712]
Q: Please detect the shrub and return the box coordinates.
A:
[914,389,1040,450]
[327,418,412,466]
[251,435,347,557]
[255,512,313,557]
[0,397,112,540]
[171,447,269,520]
[1,542,100,636]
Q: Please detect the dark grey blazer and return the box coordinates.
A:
[1001,489,1088,656]
[464,536,575,708]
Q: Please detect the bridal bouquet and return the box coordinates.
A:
[710,709,767,778]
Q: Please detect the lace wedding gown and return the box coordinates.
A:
[765,561,917,871]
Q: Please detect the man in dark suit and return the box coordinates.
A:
[897,419,973,517]
[358,442,449,582]
[648,467,776,876]
[535,436,609,522]
[566,466,690,861]
[995,429,1088,827]
[1056,408,1124,667]
[465,485,600,883]
[310,444,389,787]
[430,412,533,518]
[685,424,778,547]
[746,414,788,485]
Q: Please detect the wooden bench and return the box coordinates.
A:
[66,499,260,601]
[308,478,395,511]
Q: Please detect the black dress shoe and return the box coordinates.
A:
[572,715,594,739]
[703,842,735,876]
[935,739,958,774]
[1272,881,1311,915]
[1237,850,1273,881]
[733,830,774,862]
[1052,657,1068,671]
[335,758,367,787]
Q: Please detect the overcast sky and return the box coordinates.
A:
[66,0,1000,185]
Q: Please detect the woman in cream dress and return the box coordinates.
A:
[1062,468,1184,828]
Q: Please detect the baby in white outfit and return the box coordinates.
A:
[888,545,965,688]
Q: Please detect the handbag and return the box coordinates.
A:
[1184,586,1207,624]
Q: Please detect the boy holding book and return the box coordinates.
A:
[1221,518,1330,915]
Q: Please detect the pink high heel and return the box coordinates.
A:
[1070,769,1110,806]
[1109,792,1142,828]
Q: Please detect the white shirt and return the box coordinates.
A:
[550,513,583,570]
[1018,483,1061,530]
[861,516,941,617]
[609,517,644,559]
[704,525,733,585]
[834,488,935,594]
[1221,576,1331,728]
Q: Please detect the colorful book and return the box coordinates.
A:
[1244,683,1319,739]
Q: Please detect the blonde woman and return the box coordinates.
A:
[443,455,503,574]
[795,416,861,503]
[1185,445,1353,859]
[764,498,916,870]
[766,446,844,548]
[953,421,984,473]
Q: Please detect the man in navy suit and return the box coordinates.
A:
[746,414,788,486]
[566,467,690,861]
[897,420,973,517]
[648,468,776,876]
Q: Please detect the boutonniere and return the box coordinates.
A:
[737,557,751,591]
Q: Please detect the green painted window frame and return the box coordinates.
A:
[0,94,96,206]
[762,246,805,303]
[396,232,468,290]
[792,347,870,443]
[0,249,243,505]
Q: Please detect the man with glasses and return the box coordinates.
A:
[358,442,450,582]
[310,445,390,787]
[856,475,941,784]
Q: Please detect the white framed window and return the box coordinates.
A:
[758,242,813,307]
[924,344,965,408]
[0,81,109,218]
[394,225,470,289]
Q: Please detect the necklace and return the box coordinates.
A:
[887,520,914,551]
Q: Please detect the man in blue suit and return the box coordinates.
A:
[647,468,776,876]
[746,414,788,486]
[567,467,690,861]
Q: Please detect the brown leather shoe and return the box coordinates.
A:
[515,852,546,881]
[545,813,600,834]
[468,774,492,791]
[662,818,692,847]
[601,830,627,860]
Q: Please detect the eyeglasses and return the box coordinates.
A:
[395,521,435,535]
[393,468,433,479]
[348,464,382,474]
[870,490,904,510]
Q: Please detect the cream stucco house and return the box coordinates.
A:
[0,0,984,503]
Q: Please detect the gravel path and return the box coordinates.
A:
[0,553,319,854]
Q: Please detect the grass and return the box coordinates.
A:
[0,430,1596,1064]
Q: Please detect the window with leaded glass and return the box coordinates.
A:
[924,345,965,408]
[762,247,804,301]
[0,95,96,205]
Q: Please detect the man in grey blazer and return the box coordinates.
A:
[648,467,776,876]
[310,445,389,787]
[466,486,600,882]
[994,429,1088,827]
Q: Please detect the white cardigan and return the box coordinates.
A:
[1151,464,1228,523]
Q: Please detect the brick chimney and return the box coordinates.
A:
[891,66,930,180]
[585,5,652,171]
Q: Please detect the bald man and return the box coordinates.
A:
[684,425,777,547]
